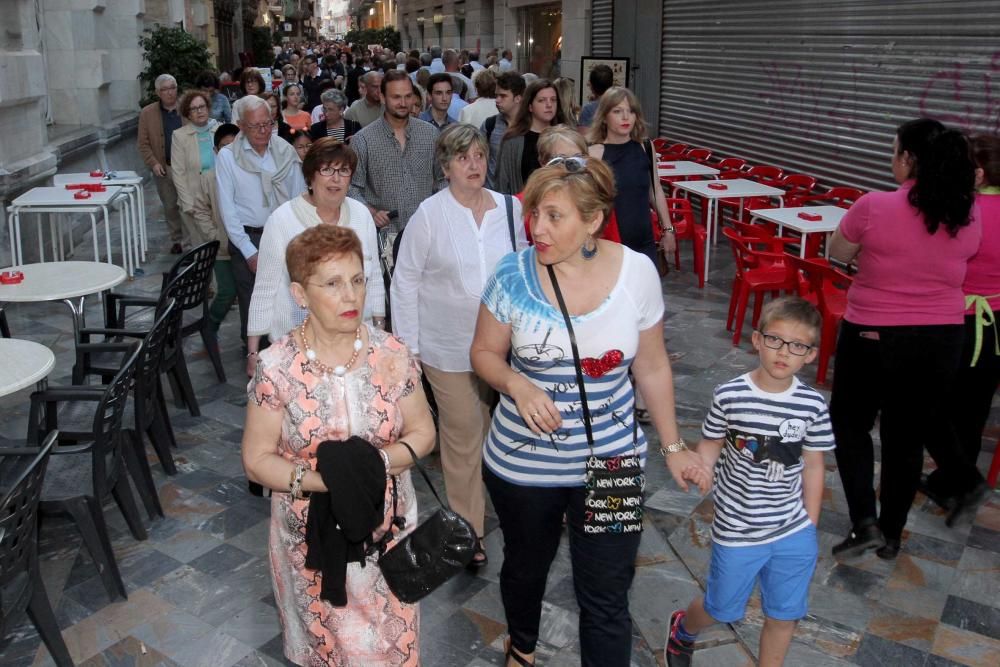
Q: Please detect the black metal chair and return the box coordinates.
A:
[104,241,224,384]
[26,345,146,601]
[74,295,182,478]
[0,431,73,666]
[76,263,204,418]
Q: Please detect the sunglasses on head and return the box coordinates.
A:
[545,156,589,173]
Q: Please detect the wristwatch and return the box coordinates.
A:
[662,225,676,233]
[660,439,688,457]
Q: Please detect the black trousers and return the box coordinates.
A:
[229,227,264,347]
[926,314,1000,498]
[830,320,965,541]
[484,467,641,667]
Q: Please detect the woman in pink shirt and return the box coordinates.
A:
[827,118,980,561]
[923,134,1000,517]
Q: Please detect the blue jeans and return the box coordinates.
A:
[484,467,641,667]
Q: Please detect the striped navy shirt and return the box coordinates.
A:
[702,373,834,546]
[481,247,665,487]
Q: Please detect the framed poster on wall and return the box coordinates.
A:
[579,56,631,105]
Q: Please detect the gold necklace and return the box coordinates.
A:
[300,316,363,377]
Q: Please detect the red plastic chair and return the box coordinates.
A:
[716,157,747,177]
[685,148,713,164]
[719,165,785,225]
[652,138,669,154]
[665,198,707,287]
[786,255,852,385]
[662,142,689,159]
[722,228,799,346]
[746,173,821,233]
[789,186,863,209]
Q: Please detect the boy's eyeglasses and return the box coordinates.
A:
[758,332,814,356]
[546,156,588,173]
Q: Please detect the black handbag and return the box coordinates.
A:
[546,264,646,535]
[376,441,477,603]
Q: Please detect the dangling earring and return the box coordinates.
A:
[581,236,598,260]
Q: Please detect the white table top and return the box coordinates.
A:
[53,171,143,186]
[749,206,846,233]
[0,339,55,397]
[672,178,785,199]
[658,161,720,178]
[0,261,127,303]
[10,186,124,207]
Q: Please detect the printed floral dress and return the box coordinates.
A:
[250,325,420,666]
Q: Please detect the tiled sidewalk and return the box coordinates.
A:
[0,184,997,666]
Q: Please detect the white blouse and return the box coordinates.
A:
[390,187,527,371]
[248,195,384,341]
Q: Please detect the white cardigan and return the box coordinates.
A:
[248,195,384,341]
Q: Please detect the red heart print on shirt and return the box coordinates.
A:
[580,350,624,378]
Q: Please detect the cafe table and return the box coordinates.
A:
[0,261,127,337]
[748,205,847,258]
[0,338,55,398]
[53,171,147,266]
[672,178,785,284]
[657,161,721,179]
[5,185,136,276]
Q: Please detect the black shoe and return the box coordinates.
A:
[467,538,488,569]
[665,610,695,667]
[917,473,958,511]
[946,481,990,527]
[170,243,183,254]
[876,538,901,560]
[832,521,885,560]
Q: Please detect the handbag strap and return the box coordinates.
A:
[504,194,516,252]
[395,440,447,510]
[545,264,637,451]
[546,264,594,448]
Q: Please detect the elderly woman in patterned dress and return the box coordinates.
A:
[242,224,435,666]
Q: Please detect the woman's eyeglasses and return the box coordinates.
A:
[318,165,352,178]
[189,104,208,113]
[546,156,589,172]
[758,332,814,356]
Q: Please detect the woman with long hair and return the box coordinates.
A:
[587,87,675,268]
[494,79,565,195]
[828,118,980,561]
[281,83,312,134]
[553,77,580,128]
[921,133,1000,520]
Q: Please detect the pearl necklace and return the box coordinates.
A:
[300,317,363,377]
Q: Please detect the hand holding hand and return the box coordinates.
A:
[665,448,712,494]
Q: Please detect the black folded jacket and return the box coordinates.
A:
[304,437,387,606]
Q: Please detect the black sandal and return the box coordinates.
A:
[467,538,488,568]
[505,638,533,666]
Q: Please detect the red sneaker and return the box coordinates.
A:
[665,609,695,667]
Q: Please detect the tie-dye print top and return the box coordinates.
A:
[480,246,665,487]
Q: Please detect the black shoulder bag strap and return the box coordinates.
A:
[504,194,517,252]
[374,441,449,555]
[545,265,637,448]
[645,139,656,194]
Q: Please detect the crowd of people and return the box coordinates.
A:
[133,38,998,667]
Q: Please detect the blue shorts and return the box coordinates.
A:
[704,524,818,622]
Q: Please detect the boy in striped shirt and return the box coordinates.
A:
[667,297,834,667]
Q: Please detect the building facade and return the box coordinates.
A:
[393,0,591,104]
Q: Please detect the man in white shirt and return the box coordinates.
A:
[429,45,445,73]
[215,96,306,349]
[498,49,514,72]
[459,70,499,130]
[444,49,475,100]
[344,70,384,127]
